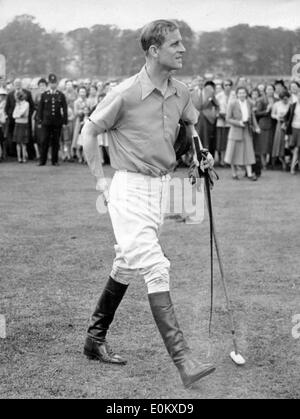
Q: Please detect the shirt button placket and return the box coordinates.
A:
[162,101,165,135]
[162,100,168,140]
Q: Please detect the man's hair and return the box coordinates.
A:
[223,79,233,88]
[140,20,179,54]
[236,86,249,95]
[204,80,216,89]
[38,78,48,86]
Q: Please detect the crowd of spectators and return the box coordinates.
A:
[189,75,300,178]
[0,73,299,177]
[0,76,114,165]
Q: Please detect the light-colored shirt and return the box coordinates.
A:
[12,100,29,124]
[292,101,300,129]
[89,66,198,177]
[238,99,249,122]
[291,93,298,104]
[216,91,235,127]
[0,100,6,125]
[271,101,289,121]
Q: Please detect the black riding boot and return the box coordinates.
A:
[148,291,216,388]
[84,277,128,365]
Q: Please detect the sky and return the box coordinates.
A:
[0,0,299,33]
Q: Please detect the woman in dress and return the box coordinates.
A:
[255,84,276,169]
[250,88,262,177]
[72,86,88,162]
[224,86,260,181]
[216,79,234,166]
[12,91,29,163]
[271,90,290,170]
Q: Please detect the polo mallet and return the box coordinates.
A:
[193,135,246,366]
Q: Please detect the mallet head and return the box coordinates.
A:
[230,351,246,366]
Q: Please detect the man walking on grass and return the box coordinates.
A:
[82,19,215,388]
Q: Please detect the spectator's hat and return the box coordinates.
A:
[0,87,7,95]
[48,73,58,83]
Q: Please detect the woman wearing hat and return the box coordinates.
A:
[0,87,7,161]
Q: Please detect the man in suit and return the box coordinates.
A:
[192,80,219,159]
[38,74,68,166]
[4,78,34,154]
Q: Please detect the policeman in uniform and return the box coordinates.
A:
[38,74,68,166]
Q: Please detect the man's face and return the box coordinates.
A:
[90,86,97,97]
[266,85,274,96]
[275,83,284,94]
[205,85,215,96]
[156,29,186,71]
[215,84,222,94]
[224,81,232,93]
[237,88,247,101]
[49,82,57,91]
[38,82,47,94]
[66,81,73,90]
[290,83,299,95]
[79,88,87,98]
[198,77,204,89]
[14,79,22,90]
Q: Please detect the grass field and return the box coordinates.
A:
[0,161,299,399]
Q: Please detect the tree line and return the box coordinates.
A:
[0,14,299,79]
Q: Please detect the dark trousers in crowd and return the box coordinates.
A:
[40,125,62,165]
[252,154,262,177]
[197,116,216,157]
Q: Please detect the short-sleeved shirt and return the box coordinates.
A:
[89,66,198,177]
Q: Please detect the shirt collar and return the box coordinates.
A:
[138,66,180,100]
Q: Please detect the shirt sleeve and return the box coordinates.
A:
[89,91,123,132]
[181,93,199,125]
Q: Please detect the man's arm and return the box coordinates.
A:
[186,123,214,170]
[82,120,106,181]
[82,92,123,185]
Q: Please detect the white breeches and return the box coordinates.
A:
[107,170,171,294]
